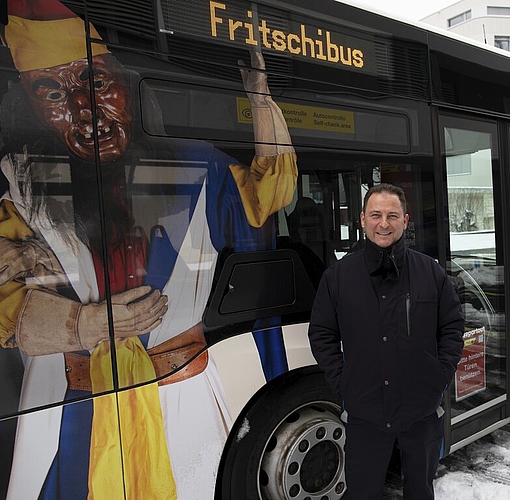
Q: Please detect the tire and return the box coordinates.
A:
[215,365,346,500]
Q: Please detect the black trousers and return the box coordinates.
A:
[344,412,444,500]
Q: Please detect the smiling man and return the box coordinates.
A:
[308,183,464,500]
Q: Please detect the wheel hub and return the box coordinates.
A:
[259,404,346,500]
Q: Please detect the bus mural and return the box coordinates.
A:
[0,0,508,499]
[0,0,297,498]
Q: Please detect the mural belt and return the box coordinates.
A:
[64,322,208,391]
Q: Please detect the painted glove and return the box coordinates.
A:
[16,285,168,355]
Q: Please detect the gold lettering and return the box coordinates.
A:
[245,11,257,45]
[353,49,364,68]
[259,19,272,48]
[272,30,286,51]
[300,24,315,57]
[229,19,243,41]
[340,46,352,66]
[287,33,301,54]
[326,31,339,63]
[210,1,226,37]
[316,29,326,60]
[209,3,367,72]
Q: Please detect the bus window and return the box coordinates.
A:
[142,78,412,153]
[279,157,437,271]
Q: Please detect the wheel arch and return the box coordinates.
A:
[215,364,345,500]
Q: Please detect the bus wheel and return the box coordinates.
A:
[216,366,346,500]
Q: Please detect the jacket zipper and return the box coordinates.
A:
[406,293,411,337]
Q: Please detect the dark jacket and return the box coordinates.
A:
[308,237,464,432]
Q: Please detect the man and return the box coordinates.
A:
[308,183,464,499]
[0,0,297,498]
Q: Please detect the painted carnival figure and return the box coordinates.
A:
[0,0,297,498]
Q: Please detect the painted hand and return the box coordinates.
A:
[78,285,168,349]
[239,51,270,102]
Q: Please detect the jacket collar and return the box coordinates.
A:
[363,236,406,278]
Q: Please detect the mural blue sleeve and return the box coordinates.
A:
[145,225,178,291]
[253,317,289,382]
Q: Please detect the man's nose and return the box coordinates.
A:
[380,217,390,227]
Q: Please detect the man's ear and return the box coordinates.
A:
[404,213,409,229]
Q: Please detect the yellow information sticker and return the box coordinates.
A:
[237,97,355,134]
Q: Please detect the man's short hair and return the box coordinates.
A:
[363,183,407,214]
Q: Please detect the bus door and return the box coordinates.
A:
[439,113,508,452]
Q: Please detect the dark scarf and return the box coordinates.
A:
[364,236,406,280]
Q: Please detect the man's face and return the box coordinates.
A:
[360,192,409,248]
[20,54,132,162]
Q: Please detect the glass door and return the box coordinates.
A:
[440,114,507,448]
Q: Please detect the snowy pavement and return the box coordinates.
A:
[383,425,510,499]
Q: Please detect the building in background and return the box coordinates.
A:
[423,0,510,50]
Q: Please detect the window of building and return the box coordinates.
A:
[446,153,472,176]
[494,36,510,51]
[488,6,510,16]
[448,10,472,27]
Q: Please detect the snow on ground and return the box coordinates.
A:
[383,426,510,499]
[435,471,510,499]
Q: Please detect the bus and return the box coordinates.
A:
[0,0,508,498]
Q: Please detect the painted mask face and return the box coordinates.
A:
[20,54,132,162]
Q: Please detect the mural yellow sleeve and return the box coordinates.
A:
[0,199,35,240]
[0,200,35,347]
[229,151,298,228]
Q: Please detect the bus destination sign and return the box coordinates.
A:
[210,1,370,70]
[161,0,377,74]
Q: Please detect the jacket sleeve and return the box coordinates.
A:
[436,269,465,385]
[308,268,344,398]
